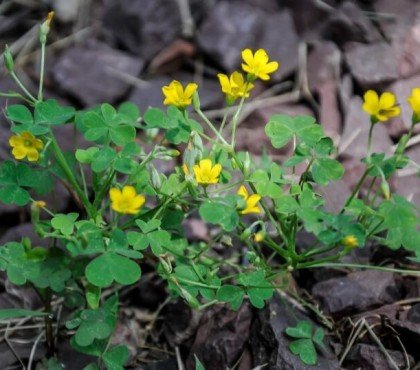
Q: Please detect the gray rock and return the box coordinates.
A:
[53,40,144,107]
[323,1,381,45]
[102,0,182,60]
[387,75,420,137]
[197,1,264,71]
[345,42,399,89]
[398,24,420,78]
[345,343,413,370]
[0,223,48,247]
[339,96,393,160]
[250,294,339,369]
[312,270,400,315]
[186,303,253,369]
[259,10,299,81]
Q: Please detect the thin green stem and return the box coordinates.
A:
[10,71,37,103]
[92,170,116,212]
[38,41,46,101]
[367,123,374,156]
[49,133,93,217]
[342,167,371,211]
[195,107,229,145]
[231,95,247,149]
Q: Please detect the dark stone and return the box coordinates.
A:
[307,41,341,91]
[345,343,413,370]
[398,24,420,78]
[258,10,299,81]
[284,0,332,41]
[345,42,399,89]
[318,82,341,144]
[388,75,420,137]
[197,1,264,71]
[388,318,420,360]
[136,358,178,370]
[394,145,420,207]
[312,270,400,315]
[338,97,393,160]
[408,303,420,323]
[318,180,351,213]
[53,39,144,107]
[102,0,182,61]
[186,303,253,370]
[373,0,420,43]
[0,223,47,247]
[250,293,339,369]
[323,1,381,45]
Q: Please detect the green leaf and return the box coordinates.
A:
[199,201,239,232]
[75,147,99,164]
[238,270,273,308]
[143,108,167,128]
[34,99,75,125]
[73,310,113,346]
[109,125,136,146]
[6,104,33,125]
[118,102,140,124]
[91,147,117,173]
[51,213,79,236]
[275,195,299,214]
[0,308,48,321]
[285,320,313,338]
[311,158,344,185]
[83,112,108,141]
[103,345,130,370]
[289,338,317,365]
[0,185,30,206]
[85,253,141,288]
[265,115,324,149]
[195,355,205,370]
[216,285,244,310]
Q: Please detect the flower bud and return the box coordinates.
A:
[39,11,54,43]
[151,167,162,190]
[341,235,358,248]
[254,231,265,243]
[380,181,391,200]
[3,45,14,72]
[192,91,201,111]
[243,152,251,175]
[146,128,159,140]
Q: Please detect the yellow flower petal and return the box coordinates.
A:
[237,185,249,200]
[379,92,396,109]
[12,146,27,160]
[362,90,379,115]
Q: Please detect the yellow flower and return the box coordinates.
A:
[162,80,198,109]
[254,232,264,243]
[237,185,261,215]
[109,186,145,215]
[408,87,420,121]
[362,90,400,122]
[9,131,44,162]
[342,235,358,248]
[217,71,254,103]
[193,159,222,185]
[34,200,47,208]
[241,48,279,81]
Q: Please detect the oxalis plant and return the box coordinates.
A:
[0,13,419,369]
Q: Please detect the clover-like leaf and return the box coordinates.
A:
[34,99,75,125]
[85,253,141,288]
[289,338,317,365]
[216,285,244,310]
[199,201,239,232]
[51,213,79,236]
[103,345,130,370]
